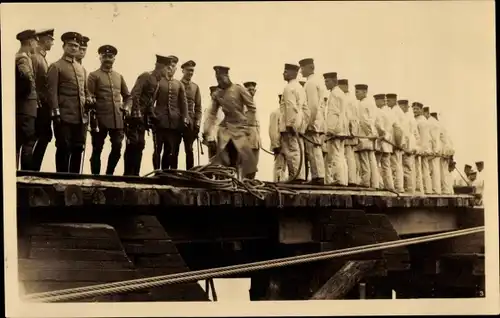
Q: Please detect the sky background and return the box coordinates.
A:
[2,1,496,302]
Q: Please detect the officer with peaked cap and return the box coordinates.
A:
[278,63,308,183]
[386,93,406,193]
[31,28,55,171]
[269,93,287,182]
[412,101,432,194]
[148,55,188,170]
[123,54,170,175]
[323,72,348,186]
[338,78,360,185]
[354,84,379,188]
[76,35,90,65]
[242,81,262,179]
[47,31,90,173]
[426,108,442,194]
[15,29,39,170]
[180,60,202,170]
[202,65,258,179]
[298,58,327,184]
[87,45,132,175]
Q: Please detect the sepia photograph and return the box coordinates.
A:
[3,1,499,317]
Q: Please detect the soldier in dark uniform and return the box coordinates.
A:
[31,28,55,171]
[87,45,132,175]
[242,81,261,179]
[123,55,168,176]
[15,29,39,170]
[76,36,89,64]
[148,55,189,170]
[180,60,202,170]
[47,31,91,173]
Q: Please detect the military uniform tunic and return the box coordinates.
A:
[181,79,202,170]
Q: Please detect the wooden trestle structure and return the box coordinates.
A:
[16,170,485,301]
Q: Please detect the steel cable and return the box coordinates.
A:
[23,226,483,302]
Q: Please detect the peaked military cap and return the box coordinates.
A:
[181,60,196,69]
[299,81,306,86]
[34,28,54,39]
[61,32,82,44]
[80,36,90,47]
[412,102,423,108]
[373,94,386,100]
[213,65,230,74]
[475,161,484,165]
[386,93,397,99]
[16,29,37,41]
[398,99,409,105]
[167,55,179,64]
[423,106,430,112]
[156,54,172,65]
[243,81,257,88]
[98,45,118,55]
[284,63,300,72]
[209,86,218,93]
[338,79,348,85]
[323,72,337,79]
[298,58,314,66]
[354,84,368,90]
[430,112,438,116]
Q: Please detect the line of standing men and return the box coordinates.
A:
[267,58,456,194]
[15,29,215,177]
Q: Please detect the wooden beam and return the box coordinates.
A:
[310,260,377,300]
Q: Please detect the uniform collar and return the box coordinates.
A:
[181,78,191,85]
[306,73,316,80]
[100,65,113,73]
[62,55,75,63]
[36,47,47,57]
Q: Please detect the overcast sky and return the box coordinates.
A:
[2,1,496,178]
[2,1,496,301]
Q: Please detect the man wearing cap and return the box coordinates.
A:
[47,31,91,173]
[432,112,454,194]
[178,60,202,170]
[203,66,258,179]
[454,164,472,187]
[447,160,457,194]
[87,45,132,175]
[15,29,39,170]
[426,110,442,194]
[472,162,484,206]
[76,36,89,65]
[30,28,55,171]
[354,84,379,188]
[398,99,418,193]
[299,58,327,185]
[242,81,262,179]
[387,94,406,193]
[338,79,360,185]
[322,72,348,186]
[373,94,395,191]
[201,86,223,160]
[269,94,287,182]
[413,102,432,194]
[277,63,309,183]
[123,55,169,175]
[147,55,188,170]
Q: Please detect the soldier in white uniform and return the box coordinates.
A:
[387,93,406,193]
[323,72,348,185]
[354,84,379,188]
[398,99,418,193]
[427,110,442,194]
[413,103,432,194]
[299,58,326,185]
[374,94,395,191]
[269,94,287,182]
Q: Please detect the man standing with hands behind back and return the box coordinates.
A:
[180,60,202,170]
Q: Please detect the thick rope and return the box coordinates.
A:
[23,226,483,302]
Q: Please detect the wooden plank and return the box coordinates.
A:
[20,269,139,282]
[25,223,120,239]
[30,236,123,250]
[386,208,458,235]
[133,254,186,268]
[310,260,378,299]
[109,215,170,240]
[29,248,130,262]
[122,240,178,254]
[18,258,134,270]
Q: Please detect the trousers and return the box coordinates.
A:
[16,113,36,170]
[345,144,358,185]
[281,132,306,181]
[358,150,379,188]
[304,131,325,180]
[440,157,453,194]
[153,128,183,170]
[421,155,432,194]
[273,153,288,182]
[402,154,416,193]
[182,127,198,170]
[123,123,146,176]
[376,152,395,191]
[90,125,125,175]
[32,106,53,171]
[391,150,405,192]
[54,121,87,173]
[430,156,442,194]
[324,138,347,185]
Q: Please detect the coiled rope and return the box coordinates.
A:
[23,226,483,303]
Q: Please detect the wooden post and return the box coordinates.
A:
[310,260,377,300]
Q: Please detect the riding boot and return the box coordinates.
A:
[106,148,121,175]
[90,150,102,175]
[55,148,70,173]
[69,150,83,174]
